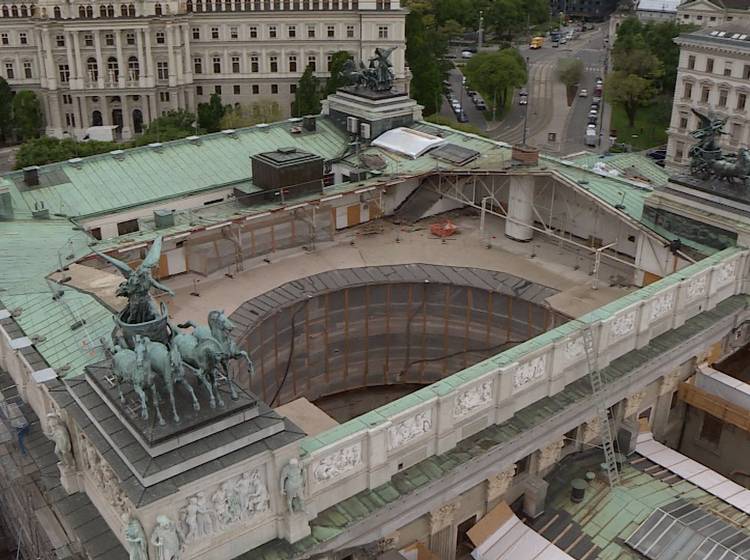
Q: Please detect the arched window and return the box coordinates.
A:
[107,56,118,80]
[234,0,241,10]
[11,5,18,16]
[107,4,114,16]
[127,3,134,15]
[92,110,103,126]
[100,5,107,16]
[120,4,127,15]
[20,5,28,16]
[30,4,34,15]
[128,55,139,80]
[2,6,9,17]
[205,0,212,11]
[87,57,98,81]
[132,109,143,133]
[185,0,193,11]
[195,0,202,11]
[86,5,93,16]
[78,6,86,17]
[53,6,61,17]
[225,0,231,10]
[154,2,162,14]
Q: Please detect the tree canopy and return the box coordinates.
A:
[324,51,354,97]
[15,136,118,168]
[557,58,583,88]
[293,66,322,117]
[605,71,656,127]
[132,110,197,145]
[220,100,282,128]
[0,78,13,142]
[197,93,226,133]
[464,49,526,118]
[406,8,444,116]
[12,91,43,141]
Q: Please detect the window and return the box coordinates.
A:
[233,84,240,94]
[87,57,98,80]
[54,6,61,18]
[675,141,685,162]
[327,25,334,38]
[719,89,728,107]
[56,34,65,47]
[249,25,258,38]
[378,25,388,39]
[288,55,297,72]
[126,32,135,45]
[683,82,692,99]
[196,85,203,95]
[687,55,695,70]
[307,55,316,71]
[159,91,170,101]
[157,61,168,79]
[65,113,76,127]
[211,27,219,39]
[23,60,31,78]
[128,56,139,79]
[232,56,240,72]
[269,25,277,38]
[128,4,135,16]
[156,31,165,44]
[738,93,747,110]
[679,113,688,130]
[19,32,27,45]
[4,62,13,79]
[250,55,259,72]
[252,84,259,94]
[230,26,238,39]
[84,33,93,46]
[290,83,296,93]
[732,122,742,144]
[213,56,221,73]
[269,55,278,72]
[307,25,315,38]
[724,64,732,77]
[288,25,296,38]
[155,2,163,14]
[192,27,200,39]
[215,84,222,94]
[696,14,702,20]
[117,219,140,236]
[706,58,714,73]
[121,4,128,15]
[271,83,278,93]
[745,65,750,80]
[62,94,72,105]
[0,34,8,45]
[58,64,70,82]
[346,25,354,38]
[701,86,710,103]
[710,15,716,21]
[105,33,115,46]
[699,412,723,447]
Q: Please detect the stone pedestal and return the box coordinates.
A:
[429,502,459,560]
[522,476,548,519]
[58,463,80,494]
[486,465,516,508]
[281,510,311,544]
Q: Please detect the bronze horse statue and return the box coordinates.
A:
[709,147,750,183]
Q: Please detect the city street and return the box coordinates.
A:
[442,25,612,156]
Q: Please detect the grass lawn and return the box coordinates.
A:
[610,95,672,150]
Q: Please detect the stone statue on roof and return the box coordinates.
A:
[340,47,396,92]
[280,458,305,513]
[688,109,750,184]
[95,236,174,325]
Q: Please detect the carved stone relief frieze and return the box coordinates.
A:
[564,337,585,363]
[486,464,516,502]
[312,443,362,483]
[429,502,459,534]
[610,311,636,338]
[717,260,738,285]
[79,434,131,517]
[650,291,675,321]
[180,468,270,544]
[512,355,547,393]
[388,410,433,451]
[581,416,601,443]
[624,390,646,418]
[687,275,707,300]
[537,439,564,472]
[659,370,683,396]
[453,380,493,418]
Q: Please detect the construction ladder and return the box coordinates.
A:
[581,325,620,487]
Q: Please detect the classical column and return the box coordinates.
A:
[148,94,157,121]
[65,31,77,79]
[43,30,57,89]
[166,24,177,86]
[136,28,146,85]
[182,24,192,82]
[144,29,154,80]
[72,32,83,81]
[35,30,46,87]
[78,96,89,129]
[121,94,131,138]
[486,464,516,507]
[115,30,125,87]
[101,95,110,125]
[429,502,459,560]
[93,31,104,87]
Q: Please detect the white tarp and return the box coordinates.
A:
[371,127,446,159]
[468,503,575,560]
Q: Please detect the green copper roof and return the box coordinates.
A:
[566,151,670,187]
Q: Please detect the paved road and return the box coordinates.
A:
[0,145,19,172]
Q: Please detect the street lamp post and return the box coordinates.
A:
[478,10,484,50]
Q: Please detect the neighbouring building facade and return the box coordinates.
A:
[666,26,750,169]
[635,0,681,21]
[677,0,750,28]
[0,0,407,139]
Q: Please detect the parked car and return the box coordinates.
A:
[461,50,473,59]
[579,88,588,97]
[588,108,598,116]
[475,100,487,111]
[595,77,603,86]
[587,123,596,130]
[588,115,598,125]
[519,95,528,105]
[466,89,478,98]
[593,95,602,104]
[451,100,462,111]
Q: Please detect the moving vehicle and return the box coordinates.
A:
[530,36,544,49]
[451,100,462,111]
[475,100,487,111]
[519,92,528,105]
[461,50,473,59]
[550,30,561,42]
[585,128,597,147]
[579,88,588,97]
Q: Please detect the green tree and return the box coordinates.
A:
[464,49,526,119]
[324,51,353,97]
[557,58,583,87]
[606,71,656,126]
[197,93,225,132]
[220,99,283,128]
[406,9,443,116]
[12,90,43,141]
[133,109,197,145]
[15,136,119,168]
[0,78,12,142]
[292,66,321,117]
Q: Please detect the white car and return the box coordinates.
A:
[519,95,528,105]
[461,51,473,59]
[587,123,596,130]
[579,89,588,97]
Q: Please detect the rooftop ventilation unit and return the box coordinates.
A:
[32,201,49,220]
[68,157,83,169]
[23,166,39,187]
[148,142,163,152]
[346,116,359,134]
[153,209,176,229]
[186,135,202,145]
[303,116,317,132]
[246,147,324,204]
[360,123,371,139]
[222,129,238,138]
[110,149,126,161]
[0,186,13,220]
